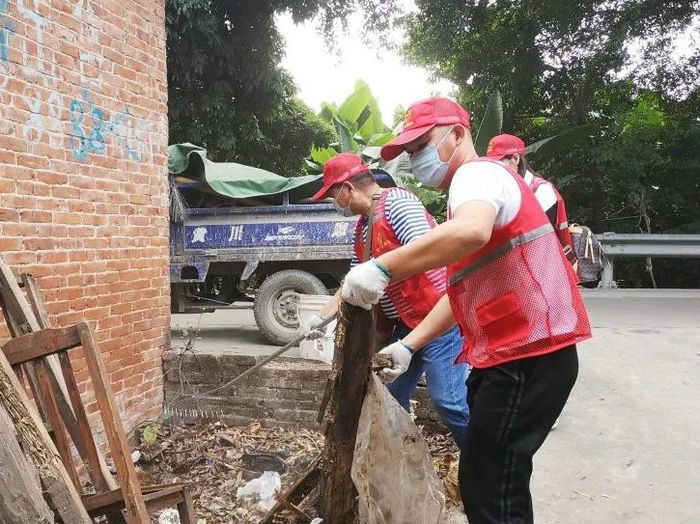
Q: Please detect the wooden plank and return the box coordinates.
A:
[77,322,150,522]
[177,488,196,524]
[319,302,375,523]
[0,403,54,524]
[0,259,74,418]
[2,326,82,365]
[34,359,81,492]
[21,275,118,494]
[83,485,187,517]
[20,274,50,327]
[0,348,91,523]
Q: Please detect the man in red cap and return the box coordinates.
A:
[487,133,575,262]
[308,152,470,448]
[340,98,592,523]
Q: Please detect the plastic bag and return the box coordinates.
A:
[351,374,446,524]
[236,471,281,511]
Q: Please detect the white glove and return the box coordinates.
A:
[377,340,413,383]
[341,260,391,310]
[303,313,327,340]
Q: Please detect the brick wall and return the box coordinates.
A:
[162,351,444,431]
[0,0,169,439]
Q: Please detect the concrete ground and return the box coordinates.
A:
[172,289,700,523]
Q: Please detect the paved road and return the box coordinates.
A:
[173,289,700,523]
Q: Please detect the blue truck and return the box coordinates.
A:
[168,144,395,345]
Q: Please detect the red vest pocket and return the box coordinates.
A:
[475,292,529,349]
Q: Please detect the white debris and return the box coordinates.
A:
[131,450,141,463]
[235,471,282,512]
[158,508,181,524]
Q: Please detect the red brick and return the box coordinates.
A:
[1,0,168,438]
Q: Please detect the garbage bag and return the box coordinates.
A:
[351,374,446,524]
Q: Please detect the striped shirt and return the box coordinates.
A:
[351,188,439,319]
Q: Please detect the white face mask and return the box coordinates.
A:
[332,185,355,217]
[410,126,456,188]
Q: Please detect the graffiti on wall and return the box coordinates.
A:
[2,0,160,164]
[68,89,154,162]
[0,0,13,62]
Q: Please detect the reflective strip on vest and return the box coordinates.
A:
[449,223,554,286]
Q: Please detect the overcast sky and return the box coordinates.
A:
[276,1,454,124]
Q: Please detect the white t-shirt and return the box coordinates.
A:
[524,170,557,212]
[448,161,521,227]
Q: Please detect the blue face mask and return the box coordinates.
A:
[410,126,455,188]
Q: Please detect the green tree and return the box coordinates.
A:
[404,0,698,131]
[166,0,396,174]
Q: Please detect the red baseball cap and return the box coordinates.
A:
[380,97,471,161]
[486,133,526,159]
[311,152,371,200]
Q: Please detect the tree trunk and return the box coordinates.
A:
[319,302,375,523]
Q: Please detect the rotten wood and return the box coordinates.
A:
[317,372,336,424]
[0,403,54,524]
[0,347,91,523]
[319,301,375,523]
[371,352,392,371]
[77,321,150,522]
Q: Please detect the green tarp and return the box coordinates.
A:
[168,143,324,201]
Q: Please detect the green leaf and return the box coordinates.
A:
[473,91,503,156]
[333,116,357,152]
[367,132,396,147]
[310,146,338,164]
[336,79,384,142]
[319,102,337,123]
[525,124,597,157]
[141,424,158,445]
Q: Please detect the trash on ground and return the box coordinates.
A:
[236,471,281,511]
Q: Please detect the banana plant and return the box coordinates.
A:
[306,79,395,173]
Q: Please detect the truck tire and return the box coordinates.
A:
[253,270,328,345]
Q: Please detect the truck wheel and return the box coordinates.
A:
[253,270,328,345]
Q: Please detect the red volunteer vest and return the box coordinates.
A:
[354,188,446,332]
[447,159,591,368]
[528,173,575,261]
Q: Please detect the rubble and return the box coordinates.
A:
[139,420,461,523]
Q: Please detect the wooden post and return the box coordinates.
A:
[77,322,150,522]
[0,403,54,524]
[319,302,375,523]
[0,349,91,523]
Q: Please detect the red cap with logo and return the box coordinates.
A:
[485,133,526,159]
[311,152,371,201]
[380,97,471,161]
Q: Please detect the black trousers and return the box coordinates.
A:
[460,345,579,524]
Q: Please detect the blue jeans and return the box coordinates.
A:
[387,324,470,448]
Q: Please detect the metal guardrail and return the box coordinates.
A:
[595,233,700,288]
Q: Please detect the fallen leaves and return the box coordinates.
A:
[140,420,461,523]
